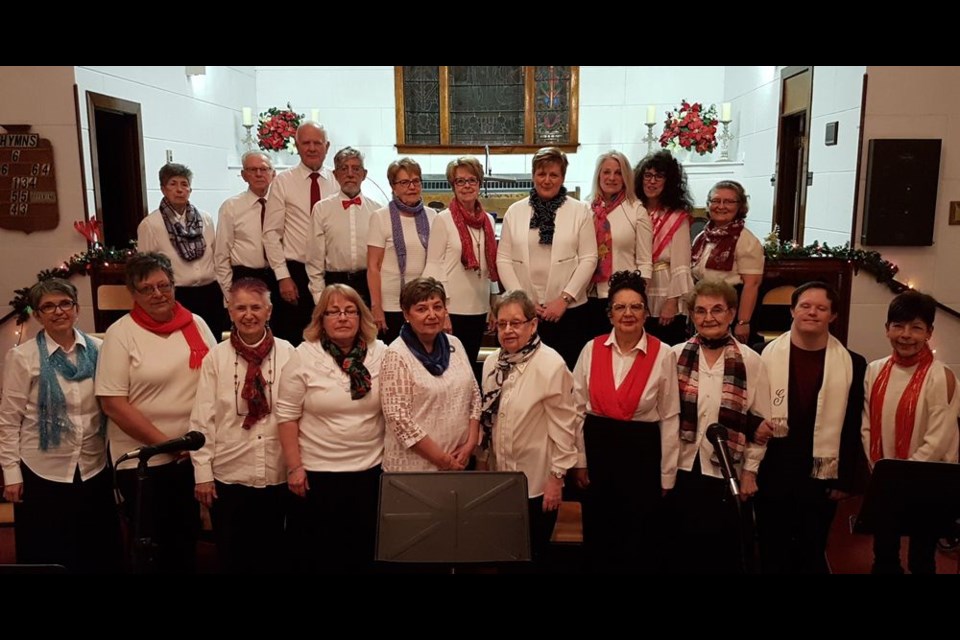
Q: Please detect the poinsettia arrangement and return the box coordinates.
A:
[257,103,303,152]
[659,100,719,155]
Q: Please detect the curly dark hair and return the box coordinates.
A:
[634,150,694,213]
[607,270,649,311]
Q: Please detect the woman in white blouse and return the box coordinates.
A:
[423,157,499,372]
[276,283,387,573]
[380,277,481,473]
[634,151,695,345]
[583,151,652,337]
[496,147,598,370]
[189,277,297,573]
[367,158,437,346]
[0,279,122,572]
[691,180,765,344]
[571,270,679,574]
[479,289,579,569]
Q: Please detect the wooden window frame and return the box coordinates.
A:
[394,66,579,154]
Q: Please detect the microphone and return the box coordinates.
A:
[117,431,206,464]
[706,423,739,497]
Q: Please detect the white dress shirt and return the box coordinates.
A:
[306,192,382,302]
[647,211,693,317]
[275,339,387,472]
[95,313,217,470]
[263,162,339,279]
[137,208,217,287]
[215,189,271,301]
[481,343,579,498]
[670,341,771,478]
[367,206,437,313]
[591,199,654,298]
[496,197,598,307]
[572,331,681,489]
[0,329,108,485]
[422,209,499,315]
[190,336,297,487]
[691,226,765,286]
[380,335,481,472]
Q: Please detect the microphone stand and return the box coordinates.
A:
[711,433,752,575]
[129,455,157,574]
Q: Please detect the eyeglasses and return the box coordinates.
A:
[708,198,740,207]
[611,302,646,314]
[454,177,479,187]
[496,318,533,331]
[692,305,730,318]
[323,309,360,318]
[135,282,174,296]
[393,178,422,188]
[37,300,77,314]
[335,165,365,175]
[243,167,272,174]
[641,172,666,183]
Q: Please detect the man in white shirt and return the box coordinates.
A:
[262,122,338,344]
[214,151,276,307]
[306,146,380,308]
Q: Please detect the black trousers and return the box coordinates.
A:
[116,461,200,574]
[582,416,663,573]
[271,260,314,346]
[209,481,286,574]
[380,311,405,347]
[13,463,123,573]
[536,303,592,371]
[644,315,690,346]
[754,479,837,574]
[177,281,228,341]
[326,270,371,309]
[528,495,560,572]
[231,265,276,291]
[449,313,488,379]
[286,466,382,573]
[583,297,613,341]
[872,531,940,574]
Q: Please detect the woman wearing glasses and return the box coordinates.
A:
[479,289,578,569]
[633,151,694,346]
[570,270,680,573]
[367,158,438,346]
[276,283,387,573]
[583,151,652,341]
[96,252,218,573]
[423,157,500,371]
[381,277,481,474]
[188,278,296,573]
[691,180,765,344]
[496,147,598,370]
[0,278,122,572]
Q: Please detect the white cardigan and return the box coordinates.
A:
[496,197,598,306]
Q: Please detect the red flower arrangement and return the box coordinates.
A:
[257,103,303,152]
[658,100,719,155]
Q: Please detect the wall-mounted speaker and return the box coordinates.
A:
[861,139,941,246]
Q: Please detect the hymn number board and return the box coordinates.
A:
[0,125,59,233]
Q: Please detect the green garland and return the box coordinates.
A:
[6,241,138,325]
[762,226,907,294]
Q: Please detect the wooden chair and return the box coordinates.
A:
[96,284,133,311]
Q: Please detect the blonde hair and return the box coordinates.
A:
[303,284,377,344]
[445,156,484,187]
[387,157,423,184]
[588,150,636,204]
[532,147,568,177]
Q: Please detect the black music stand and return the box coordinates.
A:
[376,471,530,568]
[854,458,960,537]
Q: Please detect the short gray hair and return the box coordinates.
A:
[28,278,78,310]
[492,289,536,320]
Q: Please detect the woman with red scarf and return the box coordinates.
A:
[863,290,959,574]
[97,252,217,573]
[571,270,679,573]
[423,157,500,373]
[690,180,764,344]
[189,278,297,573]
[583,151,652,340]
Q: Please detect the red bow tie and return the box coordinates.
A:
[341,196,362,209]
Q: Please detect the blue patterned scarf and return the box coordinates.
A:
[399,322,451,376]
[389,197,430,288]
[35,330,105,451]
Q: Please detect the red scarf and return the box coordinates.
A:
[588,333,661,420]
[691,218,745,272]
[130,302,210,369]
[651,208,690,263]
[449,198,499,282]
[231,328,275,429]
[590,191,625,284]
[868,345,935,463]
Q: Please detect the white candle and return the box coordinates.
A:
[721,102,732,122]
[242,107,253,126]
[311,108,320,123]
[646,105,657,125]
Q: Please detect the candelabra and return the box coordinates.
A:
[242,124,255,152]
[642,123,657,156]
[718,119,733,161]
